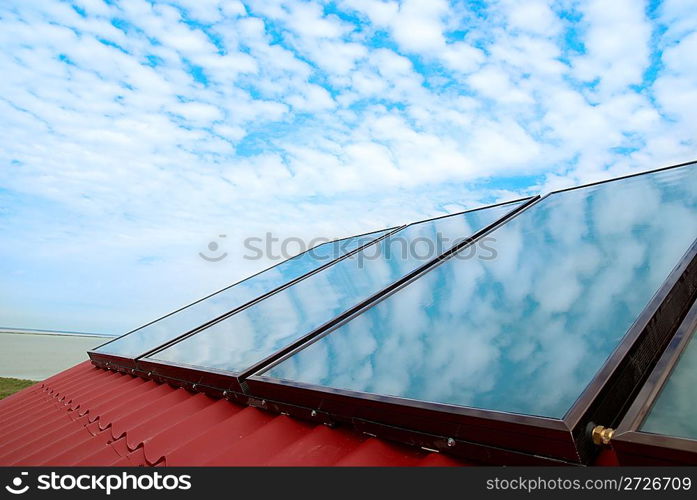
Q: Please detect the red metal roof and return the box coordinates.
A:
[0,361,468,466]
[0,361,620,466]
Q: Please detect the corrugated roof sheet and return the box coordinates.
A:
[0,361,469,466]
[0,361,620,466]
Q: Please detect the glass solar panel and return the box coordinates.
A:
[263,165,697,420]
[640,327,697,440]
[146,200,526,373]
[94,229,391,357]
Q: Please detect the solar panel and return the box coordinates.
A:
[140,199,528,382]
[249,163,697,463]
[642,334,697,440]
[90,229,392,362]
[613,297,697,464]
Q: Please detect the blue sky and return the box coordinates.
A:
[1,0,696,334]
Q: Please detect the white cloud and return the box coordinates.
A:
[467,65,533,103]
[390,0,450,53]
[573,0,652,95]
[504,0,561,37]
[654,31,697,125]
[441,41,485,73]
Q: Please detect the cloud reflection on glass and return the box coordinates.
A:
[148,201,524,371]
[266,165,697,419]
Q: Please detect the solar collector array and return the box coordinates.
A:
[261,165,697,420]
[89,161,697,464]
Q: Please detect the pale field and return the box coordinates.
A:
[0,332,110,380]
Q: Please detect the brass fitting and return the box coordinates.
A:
[591,425,615,446]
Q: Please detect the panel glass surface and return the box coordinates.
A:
[641,328,697,440]
[265,165,697,419]
[148,200,525,372]
[95,230,390,357]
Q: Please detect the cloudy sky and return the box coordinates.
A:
[1,0,696,334]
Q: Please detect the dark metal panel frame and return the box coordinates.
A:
[88,225,403,367]
[612,298,697,465]
[254,393,575,465]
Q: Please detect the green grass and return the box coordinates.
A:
[0,377,36,400]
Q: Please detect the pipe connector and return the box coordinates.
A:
[591,425,615,446]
